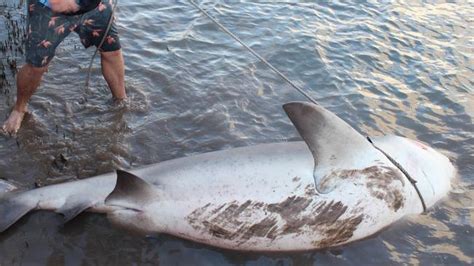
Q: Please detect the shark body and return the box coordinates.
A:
[0,102,456,251]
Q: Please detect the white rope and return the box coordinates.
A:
[85,0,119,90]
[188,0,319,105]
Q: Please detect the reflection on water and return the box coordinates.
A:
[0,0,473,265]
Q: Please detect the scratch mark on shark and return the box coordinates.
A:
[186,197,364,247]
[321,166,406,211]
[314,214,364,248]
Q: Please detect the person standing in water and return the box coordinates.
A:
[2,0,126,135]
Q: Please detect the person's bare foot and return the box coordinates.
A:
[2,109,26,136]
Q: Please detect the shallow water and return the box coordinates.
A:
[0,0,473,265]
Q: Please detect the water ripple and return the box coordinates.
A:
[0,0,472,264]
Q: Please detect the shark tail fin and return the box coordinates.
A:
[0,179,96,232]
[0,178,19,195]
[0,192,36,233]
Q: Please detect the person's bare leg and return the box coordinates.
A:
[100,49,126,100]
[2,64,47,135]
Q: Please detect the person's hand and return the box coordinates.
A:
[48,0,80,13]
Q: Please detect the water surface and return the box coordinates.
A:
[0,0,472,265]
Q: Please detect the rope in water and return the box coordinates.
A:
[188,0,428,212]
[85,0,118,90]
[187,0,319,105]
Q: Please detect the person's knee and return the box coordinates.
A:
[100,49,122,61]
[22,63,48,76]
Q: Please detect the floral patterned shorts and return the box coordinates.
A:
[26,0,121,67]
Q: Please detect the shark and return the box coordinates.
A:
[0,102,456,251]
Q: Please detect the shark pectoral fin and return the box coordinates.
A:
[105,170,159,211]
[283,102,377,192]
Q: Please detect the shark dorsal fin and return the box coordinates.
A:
[105,170,158,210]
[283,102,378,192]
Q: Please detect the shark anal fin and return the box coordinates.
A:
[57,197,94,223]
[105,170,159,210]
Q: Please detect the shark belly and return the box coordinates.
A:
[107,142,420,251]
